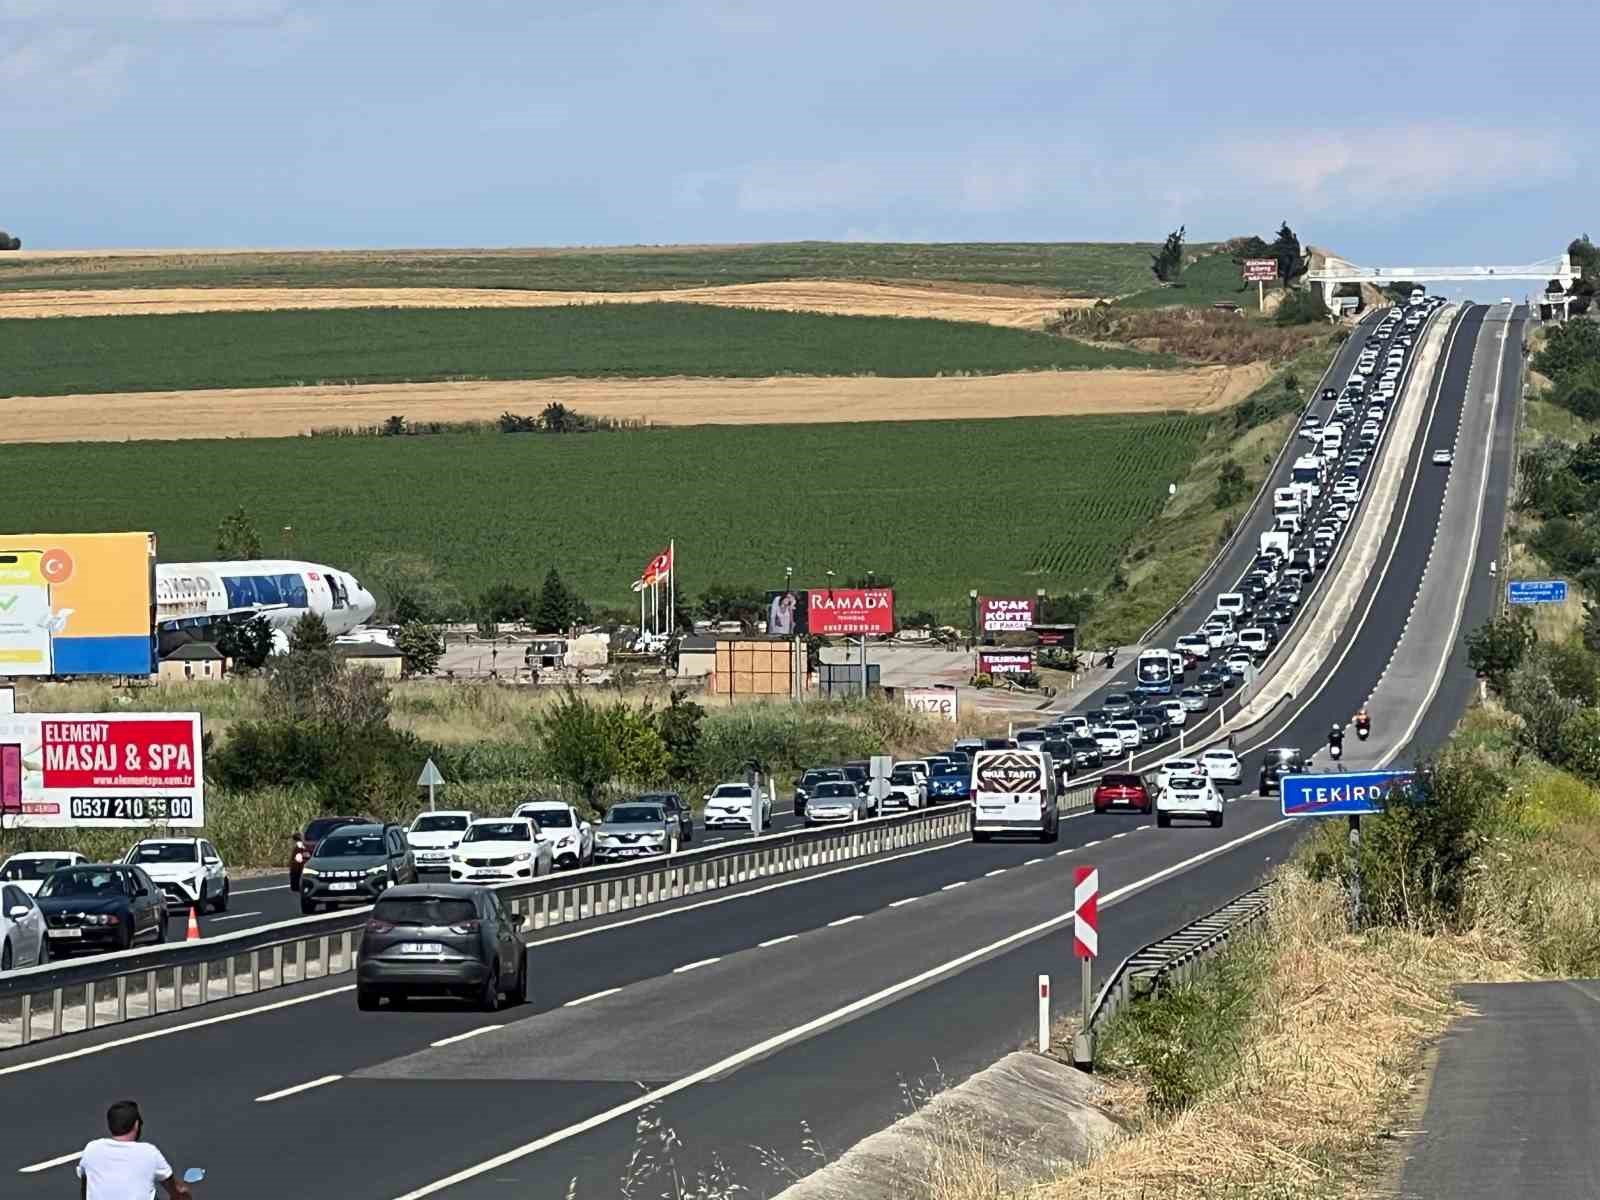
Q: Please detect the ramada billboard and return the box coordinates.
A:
[979,596,1036,633]
[807,588,894,637]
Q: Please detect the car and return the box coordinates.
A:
[1090,725,1124,757]
[303,822,421,913]
[1195,668,1227,696]
[0,851,88,897]
[1052,716,1090,737]
[1259,747,1308,796]
[356,883,527,1012]
[1,881,49,971]
[1156,757,1201,791]
[1200,747,1242,784]
[1202,620,1238,648]
[927,759,974,801]
[591,803,675,861]
[1132,712,1166,745]
[793,767,846,818]
[1158,699,1188,728]
[1110,718,1142,750]
[703,782,775,828]
[124,837,229,914]
[1015,728,1049,753]
[1065,736,1105,770]
[1177,686,1208,713]
[1102,693,1136,718]
[290,814,376,892]
[1224,651,1254,677]
[839,764,870,796]
[513,801,597,867]
[406,810,476,873]
[1432,448,1453,466]
[1237,627,1270,657]
[1174,634,1211,661]
[1329,501,1353,524]
[1158,774,1224,828]
[1093,772,1152,814]
[634,792,694,846]
[808,780,873,822]
[35,864,167,955]
[1300,419,1323,440]
[885,763,931,810]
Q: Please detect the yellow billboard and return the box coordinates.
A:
[0,533,156,677]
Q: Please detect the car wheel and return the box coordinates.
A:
[196,880,208,913]
[478,962,502,1012]
[214,880,229,914]
[973,831,991,844]
[507,956,528,1006]
[1042,820,1059,844]
[153,914,165,944]
[357,986,381,1012]
[1210,811,1224,828]
[1,940,10,972]
[300,896,319,916]
[34,932,49,967]
[1156,812,1171,828]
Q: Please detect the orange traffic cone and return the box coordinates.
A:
[186,905,201,941]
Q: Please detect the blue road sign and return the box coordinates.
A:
[1507,579,1568,605]
[1281,770,1415,817]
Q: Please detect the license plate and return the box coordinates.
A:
[49,928,83,939]
[400,942,443,955]
[328,881,358,892]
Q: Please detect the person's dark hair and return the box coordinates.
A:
[106,1101,141,1137]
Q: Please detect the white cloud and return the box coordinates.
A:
[0,29,137,109]
[1220,123,1574,213]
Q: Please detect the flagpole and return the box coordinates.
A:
[639,580,645,634]
[668,539,675,637]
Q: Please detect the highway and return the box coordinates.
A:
[0,305,1520,1198]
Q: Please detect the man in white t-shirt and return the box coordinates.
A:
[77,1101,191,1200]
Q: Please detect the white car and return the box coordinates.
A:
[450,818,554,882]
[807,780,873,823]
[1156,757,1201,791]
[884,763,928,811]
[513,802,594,869]
[1091,726,1124,757]
[1110,719,1142,750]
[1175,634,1211,660]
[1432,448,1453,466]
[406,809,475,873]
[1157,774,1224,828]
[0,851,88,897]
[1158,700,1188,728]
[1201,622,1237,649]
[702,782,773,830]
[1055,715,1091,736]
[1,882,49,971]
[1200,747,1242,784]
[124,838,229,913]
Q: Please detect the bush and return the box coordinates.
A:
[213,718,428,807]
[0,231,19,251]
[1555,708,1600,783]
[1465,611,1536,692]
[1533,318,1600,385]
[1213,460,1249,508]
[1274,287,1329,326]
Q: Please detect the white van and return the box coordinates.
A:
[970,748,1060,843]
[1272,487,1302,517]
[1215,591,1246,619]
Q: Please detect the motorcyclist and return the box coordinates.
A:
[1328,723,1345,754]
[1355,708,1370,737]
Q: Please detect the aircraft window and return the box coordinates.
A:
[277,574,308,608]
[254,576,282,605]
[223,577,257,607]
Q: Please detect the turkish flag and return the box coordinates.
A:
[638,545,673,585]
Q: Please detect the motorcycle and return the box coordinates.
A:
[1330,740,1343,761]
[1356,723,1370,742]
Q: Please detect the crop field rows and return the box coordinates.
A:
[1,413,1217,618]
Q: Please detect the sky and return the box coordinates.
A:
[1,0,1594,273]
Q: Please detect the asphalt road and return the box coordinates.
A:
[0,307,1513,1199]
[1398,980,1600,1199]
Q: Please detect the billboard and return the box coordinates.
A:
[0,712,204,828]
[978,649,1034,676]
[1242,258,1277,282]
[0,533,156,677]
[903,688,959,722]
[979,596,1036,633]
[766,589,895,637]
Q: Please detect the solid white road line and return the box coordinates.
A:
[759,934,798,947]
[1055,849,1072,857]
[207,911,263,923]
[888,897,919,908]
[1111,832,1129,839]
[390,815,1299,1200]
[941,881,966,891]
[0,984,356,1079]
[673,957,721,974]
[1024,858,1043,866]
[827,915,863,927]
[255,1074,342,1103]
[17,1151,81,1174]
[431,1025,503,1048]
[564,988,621,1008]
[984,869,1006,877]
[234,883,288,895]
[1082,840,1100,848]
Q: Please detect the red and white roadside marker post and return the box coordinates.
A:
[1073,866,1099,1068]
[1038,975,1050,1052]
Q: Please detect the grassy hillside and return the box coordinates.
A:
[1113,249,1262,310]
[0,242,1196,297]
[0,414,1219,616]
[0,304,1168,398]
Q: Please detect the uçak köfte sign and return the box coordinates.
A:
[0,712,205,828]
[766,588,895,637]
[979,596,1036,633]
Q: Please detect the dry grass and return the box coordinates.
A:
[1050,306,1336,366]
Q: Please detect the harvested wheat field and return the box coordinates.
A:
[1,363,1269,443]
[0,280,1093,328]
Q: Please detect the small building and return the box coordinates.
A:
[336,641,406,679]
[158,643,227,683]
[676,635,717,680]
[710,636,802,699]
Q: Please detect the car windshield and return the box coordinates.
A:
[931,762,966,777]
[2,857,72,881]
[607,806,665,824]
[801,770,842,786]
[890,768,917,784]
[372,896,477,927]
[519,807,574,828]
[1068,738,1097,750]
[712,787,752,801]
[411,814,470,833]
[317,832,387,857]
[1171,777,1207,789]
[814,784,856,798]
[1105,694,1130,705]
[463,822,531,843]
[38,869,124,898]
[130,842,196,864]
[305,817,365,842]
[1102,774,1143,788]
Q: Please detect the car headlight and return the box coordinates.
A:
[301,866,320,878]
[367,865,388,875]
[513,851,533,862]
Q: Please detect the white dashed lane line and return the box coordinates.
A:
[431,1026,502,1048]
[255,1074,342,1103]
[827,915,863,928]
[889,897,919,907]
[564,987,622,1007]
[759,934,798,948]
[673,957,721,974]
[942,881,967,891]
[984,869,1006,877]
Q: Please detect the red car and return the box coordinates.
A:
[1093,773,1152,814]
[290,814,375,892]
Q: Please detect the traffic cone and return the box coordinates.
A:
[186,905,201,941]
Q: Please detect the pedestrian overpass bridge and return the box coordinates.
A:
[1307,252,1581,306]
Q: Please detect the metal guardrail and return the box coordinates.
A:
[0,802,973,1050]
[1072,882,1274,1067]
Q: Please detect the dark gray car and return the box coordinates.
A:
[300,822,418,915]
[637,792,693,844]
[356,883,527,1011]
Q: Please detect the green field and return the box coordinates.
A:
[3,415,1220,617]
[0,242,1199,297]
[1113,249,1262,310]
[0,304,1168,398]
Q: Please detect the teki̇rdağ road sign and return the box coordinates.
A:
[1280,770,1415,817]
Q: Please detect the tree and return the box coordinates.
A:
[0,231,19,251]
[478,582,535,625]
[394,622,444,678]
[653,691,706,781]
[1275,287,1329,326]
[1151,225,1186,283]
[1556,708,1600,782]
[318,664,392,730]
[1465,611,1536,693]
[533,690,621,808]
[1270,221,1308,288]
[698,583,765,628]
[215,615,274,672]
[534,568,587,632]
[380,415,407,437]
[1039,590,1097,625]
[215,506,263,560]
[1533,319,1600,385]
[1583,602,1600,655]
[539,402,581,433]
[266,612,339,721]
[901,609,939,630]
[1213,460,1249,508]
[1553,364,1600,421]
[1567,234,1599,301]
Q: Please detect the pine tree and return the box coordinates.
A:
[215,506,263,559]
[535,568,578,632]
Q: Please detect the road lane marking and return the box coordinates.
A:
[0,984,356,1079]
[888,897,919,908]
[234,883,288,895]
[207,911,263,923]
[17,1151,81,1174]
[941,881,966,891]
[1024,858,1043,866]
[1082,840,1100,848]
[1137,825,1153,831]
[1055,849,1071,857]
[255,1074,342,1103]
[431,1026,503,1048]
[390,815,1299,1200]
[759,934,798,947]
[984,869,1006,877]
[1112,832,1129,839]
[827,915,863,927]
[673,957,721,974]
[564,988,621,1007]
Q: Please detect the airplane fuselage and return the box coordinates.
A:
[156,559,376,638]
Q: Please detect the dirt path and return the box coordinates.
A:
[0,281,1097,328]
[2,364,1270,443]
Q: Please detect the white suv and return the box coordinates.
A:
[513,802,594,869]
[406,809,475,873]
[1157,774,1224,828]
[124,838,229,913]
[702,783,773,829]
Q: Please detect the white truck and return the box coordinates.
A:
[1260,530,1292,559]
[1272,486,1303,518]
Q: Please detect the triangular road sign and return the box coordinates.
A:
[417,758,445,788]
